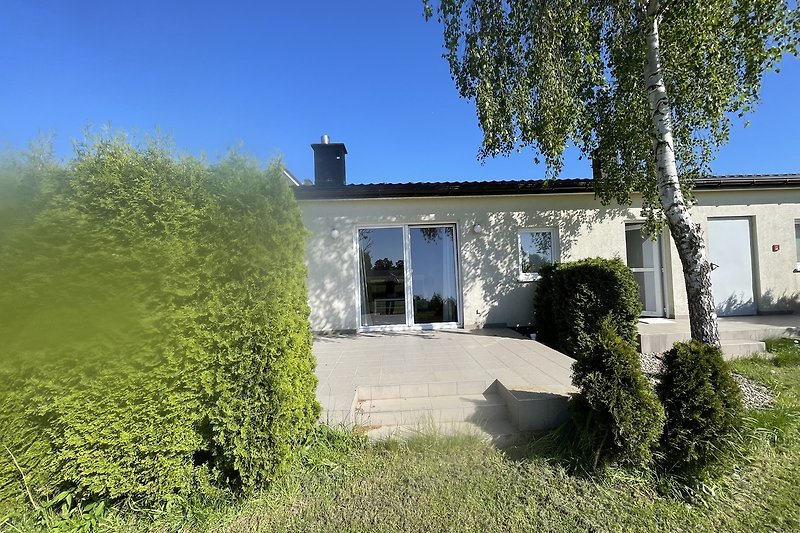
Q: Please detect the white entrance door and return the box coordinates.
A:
[625,224,664,317]
[707,217,756,316]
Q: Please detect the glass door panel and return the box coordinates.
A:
[625,224,664,317]
[358,228,406,326]
[409,226,459,324]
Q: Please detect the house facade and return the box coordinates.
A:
[294,139,800,333]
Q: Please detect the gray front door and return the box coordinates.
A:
[707,217,756,316]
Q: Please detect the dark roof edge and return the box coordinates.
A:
[293,174,800,200]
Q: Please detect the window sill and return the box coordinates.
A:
[517,274,542,283]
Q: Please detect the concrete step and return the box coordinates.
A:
[638,332,691,353]
[356,392,508,427]
[364,419,522,448]
[639,332,774,354]
[495,382,571,432]
[356,380,494,402]
[721,340,766,360]
[639,334,766,359]
[638,319,796,354]
[719,328,788,342]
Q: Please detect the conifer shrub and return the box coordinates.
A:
[534,258,642,358]
[657,341,743,475]
[570,318,664,468]
[0,138,320,511]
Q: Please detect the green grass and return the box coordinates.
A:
[764,337,800,367]
[4,339,800,532]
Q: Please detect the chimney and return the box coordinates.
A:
[311,134,347,186]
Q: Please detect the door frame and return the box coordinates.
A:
[625,223,666,317]
[354,222,464,332]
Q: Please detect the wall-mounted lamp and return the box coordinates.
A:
[330,228,340,239]
[473,224,484,234]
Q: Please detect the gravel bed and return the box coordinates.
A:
[639,352,775,410]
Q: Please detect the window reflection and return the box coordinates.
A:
[358,228,405,326]
[410,226,458,324]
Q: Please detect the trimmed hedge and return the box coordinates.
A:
[0,139,319,510]
[657,341,743,475]
[570,318,665,468]
[534,258,642,358]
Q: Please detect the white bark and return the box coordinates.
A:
[644,14,721,346]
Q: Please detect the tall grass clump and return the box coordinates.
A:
[0,136,319,514]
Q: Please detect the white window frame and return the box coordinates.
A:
[625,222,666,317]
[517,228,557,282]
[353,223,464,331]
[794,220,800,272]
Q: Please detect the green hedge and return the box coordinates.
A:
[657,341,743,475]
[0,139,320,510]
[534,258,642,358]
[570,318,665,468]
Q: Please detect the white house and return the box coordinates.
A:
[293,138,800,333]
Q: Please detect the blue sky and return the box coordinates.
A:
[1,1,798,184]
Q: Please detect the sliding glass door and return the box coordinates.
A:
[358,224,460,329]
[358,227,406,326]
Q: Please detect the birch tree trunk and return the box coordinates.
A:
[644,14,721,346]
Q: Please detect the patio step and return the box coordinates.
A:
[353,379,573,444]
[639,334,766,358]
[356,392,508,427]
[365,419,521,448]
[638,317,795,354]
[721,340,766,360]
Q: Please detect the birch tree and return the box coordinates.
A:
[424,0,798,345]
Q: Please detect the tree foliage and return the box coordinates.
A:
[425,0,798,226]
[0,137,319,510]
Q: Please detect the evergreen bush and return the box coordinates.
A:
[0,138,320,511]
[534,258,642,358]
[570,318,665,468]
[657,340,743,475]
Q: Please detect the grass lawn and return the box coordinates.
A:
[6,338,800,532]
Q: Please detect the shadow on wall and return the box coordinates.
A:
[461,206,629,328]
[304,216,357,332]
[757,289,800,314]
[715,293,756,317]
[716,289,799,317]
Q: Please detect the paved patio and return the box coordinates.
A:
[312,314,799,431]
[313,328,576,426]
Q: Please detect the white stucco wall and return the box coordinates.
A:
[299,187,800,332]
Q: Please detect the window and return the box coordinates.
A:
[795,221,800,271]
[518,229,556,281]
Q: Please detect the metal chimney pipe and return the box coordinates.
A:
[321,134,330,144]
